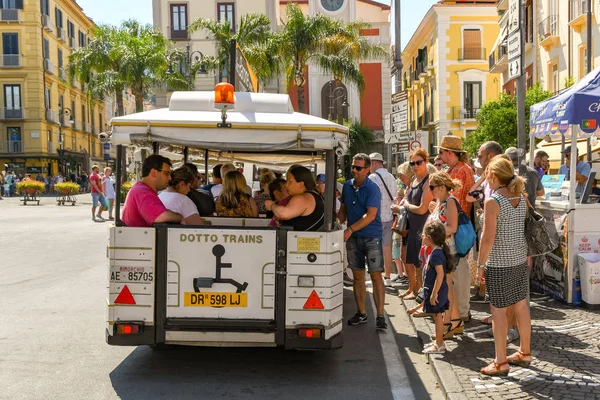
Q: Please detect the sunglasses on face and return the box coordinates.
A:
[435,163,443,167]
[352,165,366,171]
[409,160,425,167]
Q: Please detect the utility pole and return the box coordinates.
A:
[586,1,592,161]
[516,0,526,163]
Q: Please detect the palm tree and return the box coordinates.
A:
[188,13,275,84]
[68,24,128,116]
[278,3,389,114]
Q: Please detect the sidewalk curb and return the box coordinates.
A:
[399,296,466,400]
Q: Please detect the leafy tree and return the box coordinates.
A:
[69,20,180,115]
[463,84,552,155]
[188,13,276,85]
[278,3,389,113]
[348,121,377,156]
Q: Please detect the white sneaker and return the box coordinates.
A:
[384,278,393,287]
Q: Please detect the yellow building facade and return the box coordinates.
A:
[0,0,107,178]
[401,0,499,153]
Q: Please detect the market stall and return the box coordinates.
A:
[529,66,600,305]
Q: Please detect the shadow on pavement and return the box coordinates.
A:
[110,289,435,400]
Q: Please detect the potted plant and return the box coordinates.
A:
[120,181,134,203]
[16,180,46,196]
[54,182,80,195]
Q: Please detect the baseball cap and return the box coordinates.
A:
[505,147,520,161]
[562,145,573,154]
[368,152,386,164]
[316,173,326,182]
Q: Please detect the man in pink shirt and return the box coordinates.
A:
[122,155,183,227]
[90,165,107,222]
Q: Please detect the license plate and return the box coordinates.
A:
[184,292,247,307]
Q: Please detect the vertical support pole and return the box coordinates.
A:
[183,147,189,164]
[324,150,336,231]
[229,39,236,89]
[115,144,123,226]
[586,1,593,162]
[204,149,209,186]
[516,0,526,163]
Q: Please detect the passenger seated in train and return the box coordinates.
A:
[268,178,290,227]
[215,171,259,217]
[265,166,324,231]
[158,166,205,225]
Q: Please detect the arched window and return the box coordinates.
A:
[320,80,348,122]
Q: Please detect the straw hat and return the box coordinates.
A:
[437,136,466,153]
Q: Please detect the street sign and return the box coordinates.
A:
[385,131,414,144]
[391,142,410,154]
[508,57,521,81]
[507,31,521,59]
[410,140,421,151]
[508,0,520,34]
[387,91,409,144]
[383,114,390,134]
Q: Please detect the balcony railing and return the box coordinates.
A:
[84,122,91,133]
[453,106,480,120]
[56,27,66,42]
[571,0,590,19]
[72,78,79,89]
[46,109,59,124]
[489,44,508,72]
[4,140,22,153]
[69,36,77,49]
[43,15,54,31]
[459,47,486,61]
[74,120,82,131]
[44,59,54,74]
[1,8,22,22]
[1,54,21,67]
[0,108,25,120]
[58,67,67,81]
[92,126,99,135]
[539,15,559,41]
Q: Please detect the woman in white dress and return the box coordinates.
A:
[102,167,116,220]
[158,167,205,225]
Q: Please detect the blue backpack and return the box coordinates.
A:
[449,197,476,257]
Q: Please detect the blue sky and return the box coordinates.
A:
[75,0,438,49]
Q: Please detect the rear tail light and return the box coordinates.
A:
[298,328,322,339]
[115,323,142,335]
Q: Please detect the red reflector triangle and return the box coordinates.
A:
[114,285,136,305]
[303,290,324,309]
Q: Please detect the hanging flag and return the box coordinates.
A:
[551,122,558,133]
[530,126,536,135]
[581,119,597,133]
[559,120,569,134]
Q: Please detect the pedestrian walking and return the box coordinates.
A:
[368,152,398,287]
[338,153,387,330]
[438,136,474,321]
[102,167,116,221]
[90,165,107,222]
[478,156,532,376]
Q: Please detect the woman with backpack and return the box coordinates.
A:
[427,172,463,339]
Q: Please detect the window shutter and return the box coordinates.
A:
[463,29,481,60]
[16,0,23,9]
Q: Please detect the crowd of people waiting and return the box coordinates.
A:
[117,135,595,376]
[0,170,94,199]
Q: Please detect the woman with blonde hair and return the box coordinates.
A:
[426,172,463,336]
[478,156,531,376]
[216,170,258,217]
[391,162,414,284]
[392,148,433,299]
[254,169,276,213]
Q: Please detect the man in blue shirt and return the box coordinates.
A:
[558,146,591,196]
[338,153,386,330]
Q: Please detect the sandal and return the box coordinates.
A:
[423,342,446,354]
[480,360,509,377]
[407,305,422,315]
[507,351,532,367]
[448,319,464,335]
[403,294,417,300]
[399,290,413,298]
[481,315,493,325]
[431,323,452,340]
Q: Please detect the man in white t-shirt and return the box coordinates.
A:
[368,152,398,287]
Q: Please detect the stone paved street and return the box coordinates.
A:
[402,288,600,399]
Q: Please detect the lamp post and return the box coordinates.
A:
[58,107,73,177]
[166,42,207,91]
[328,81,349,125]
